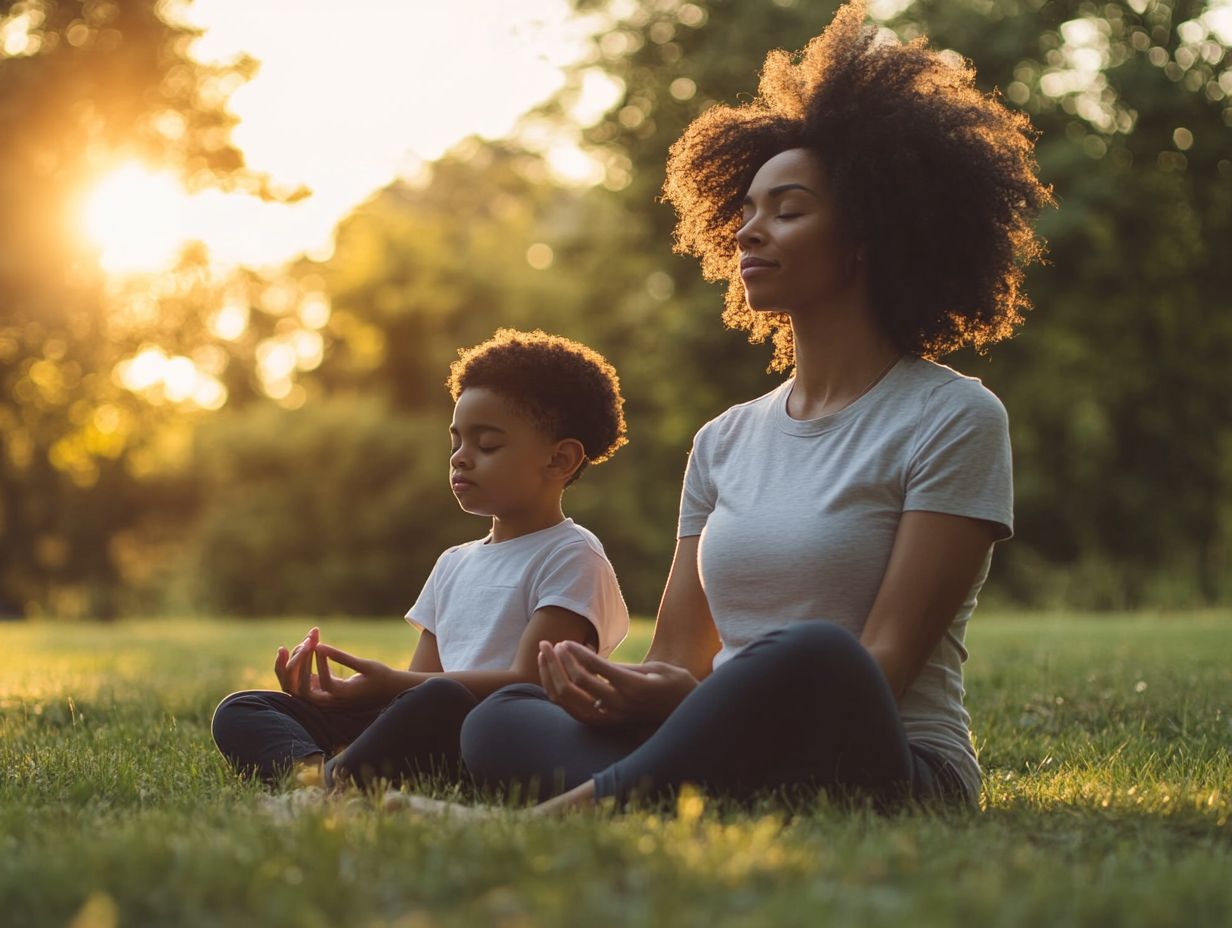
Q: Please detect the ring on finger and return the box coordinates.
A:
[593,697,604,711]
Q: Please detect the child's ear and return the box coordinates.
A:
[547,439,586,483]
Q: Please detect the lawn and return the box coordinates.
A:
[2,612,1230,927]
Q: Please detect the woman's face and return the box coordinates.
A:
[736,148,862,315]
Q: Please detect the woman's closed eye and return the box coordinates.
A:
[740,210,803,225]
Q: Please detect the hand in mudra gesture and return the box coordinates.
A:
[274,626,320,697]
[308,643,402,709]
[273,627,401,709]
[537,640,699,727]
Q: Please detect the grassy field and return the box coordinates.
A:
[2,612,1230,927]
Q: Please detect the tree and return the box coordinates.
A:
[0,0,255,614]
[889,0,1232,604]
[544,0,1232,606]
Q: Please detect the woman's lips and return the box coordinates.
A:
[451,478,475,491]
[740,257,777,281]
[740,264,776,281]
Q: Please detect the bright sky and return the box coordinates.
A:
[81,0,1232,276]
[83,0,621,273]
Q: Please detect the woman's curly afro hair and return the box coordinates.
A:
[448,329,628,484]
[662,0,1055,371]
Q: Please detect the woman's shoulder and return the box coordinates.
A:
[900,357,1008,421]
[693,380,791,444]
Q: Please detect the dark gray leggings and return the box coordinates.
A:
[211,677,478,789]
[461,622,971,806]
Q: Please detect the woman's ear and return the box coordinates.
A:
[844,243,868,287]
[547,439,586,483]
[847,243,865,272]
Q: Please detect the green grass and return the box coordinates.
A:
[2,612,1230,927]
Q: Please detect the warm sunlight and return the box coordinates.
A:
[82,164,189,274]
[76,0,616,277]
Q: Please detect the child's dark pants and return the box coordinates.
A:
[211,677,477,789]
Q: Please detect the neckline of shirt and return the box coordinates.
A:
[478,517,573,548]
[774,357,909,437]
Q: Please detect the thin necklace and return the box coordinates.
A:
[852,354,901,403]
[790,355,901,420]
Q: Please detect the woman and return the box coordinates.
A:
[458,0,1054,812]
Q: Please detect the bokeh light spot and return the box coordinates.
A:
[297,293,332,329]
[526,243,554,270]
[646,271,674,301]
[210,300,250,341]
[669,77,697,101]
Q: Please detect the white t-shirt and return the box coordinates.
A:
[679,357,1013,798]
[405,518,629,672]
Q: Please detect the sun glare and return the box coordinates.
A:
[82,164,190,274]
[79,3,616,279]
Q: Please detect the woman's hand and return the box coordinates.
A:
[538,640,699,726]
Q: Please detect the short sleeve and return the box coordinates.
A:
[904,379,1013,540]
[404,555,443,634]
[677,427,716,538]
[531,542,630,657]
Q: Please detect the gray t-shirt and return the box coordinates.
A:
[678,357,1012,798]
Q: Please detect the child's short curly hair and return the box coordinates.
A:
[447,329,628,484]
[662,0,1055,371]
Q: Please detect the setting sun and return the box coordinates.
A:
[82,163,189,274]
[71,0,614,278]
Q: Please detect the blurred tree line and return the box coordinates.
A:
[1,0,1229,618]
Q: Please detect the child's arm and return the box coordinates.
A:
[408,630,444,673]
[429,605,598,697]
[310,606,597,705]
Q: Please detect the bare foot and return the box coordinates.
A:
[294,755,325,789]
[258,786,327,823]
[381,791,500,820]
[528,779,598,817]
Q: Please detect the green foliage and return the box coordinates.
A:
[3,0,1231,616]
[537,0,1232,609]
[183,397,476,616]
[887,0,1232,605]
[266,141,769,614]
[2,613,1230,926]
[0,0,252,613]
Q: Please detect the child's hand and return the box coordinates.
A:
[308,643,400,708]
[275,627,320,695]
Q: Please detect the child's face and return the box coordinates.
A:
[448,387,560,521]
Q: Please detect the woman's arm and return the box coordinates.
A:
[859,510,998,699]
[643,535,723,678]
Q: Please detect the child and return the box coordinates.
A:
[211,329,630,790]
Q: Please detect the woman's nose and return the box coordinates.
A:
[736,215,764,249]
[450,446,469,469]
